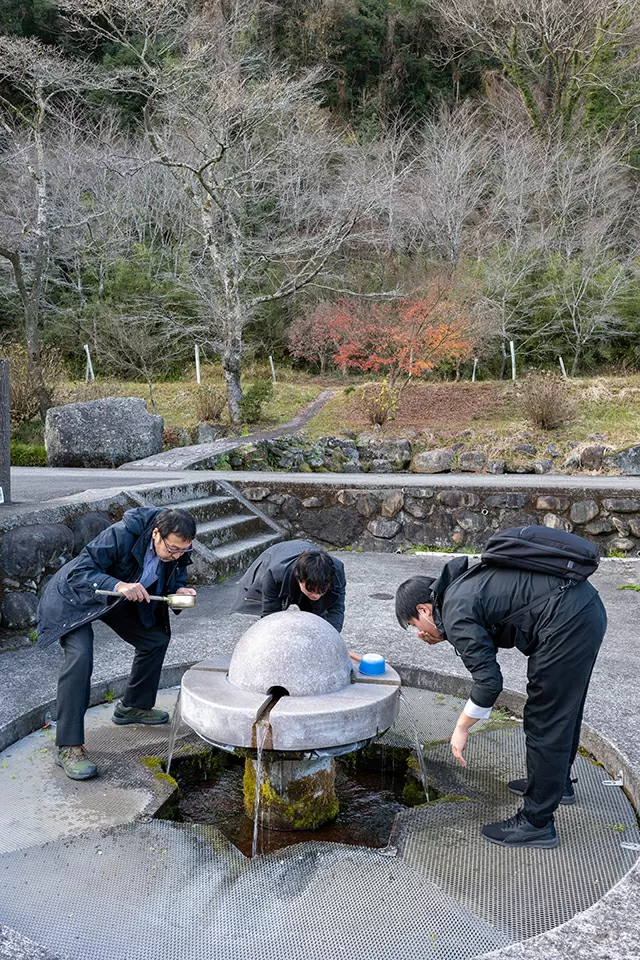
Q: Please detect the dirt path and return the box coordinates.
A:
[119,389,336,470]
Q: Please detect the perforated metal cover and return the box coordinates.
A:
[0,686,637,960]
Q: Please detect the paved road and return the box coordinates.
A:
[6,464,640,505]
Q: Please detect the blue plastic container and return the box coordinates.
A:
[358,653,386,676]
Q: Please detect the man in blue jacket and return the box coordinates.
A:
[38,507,196,781]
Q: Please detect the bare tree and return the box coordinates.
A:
[406,104,491,268]
[427,0,640,137]
[60,0,387,423]
[0,36,111,419]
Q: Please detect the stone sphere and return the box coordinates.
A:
[228,608,352,696]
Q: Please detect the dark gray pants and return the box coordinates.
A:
[55,604,170,747]
[522,595,607,825]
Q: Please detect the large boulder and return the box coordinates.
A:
[45,398,163,468]
[356,436,412,469]
[410,449,453,474]
[1,591,39,629]
[0,523,74,578]
[72,511,113,555]
[605,444,640,475]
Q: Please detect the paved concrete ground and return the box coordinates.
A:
[8,465,640,506]
[1,552,640,960]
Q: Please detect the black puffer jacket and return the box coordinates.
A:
[37,508,191,648]
[430,556,601,708]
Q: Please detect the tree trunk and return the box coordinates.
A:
[24,299,52,422]
[455,358,462,381]
[570,345,581,378]
[499,339,507,380]
[223,342,243,424]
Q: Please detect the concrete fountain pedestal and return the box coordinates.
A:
[180,608,401,830]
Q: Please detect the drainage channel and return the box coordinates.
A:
[0,686,638,960]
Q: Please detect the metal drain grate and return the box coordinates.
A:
[0,821,511,960]
[0,686,637,960]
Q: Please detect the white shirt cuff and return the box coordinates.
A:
[463,698,492,720]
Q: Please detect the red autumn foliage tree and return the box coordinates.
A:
[330,289,472,389]
[288,302,341,374]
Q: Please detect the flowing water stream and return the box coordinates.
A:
[398,690,430,802]
[251,718,270,858]
[165,689,182,776]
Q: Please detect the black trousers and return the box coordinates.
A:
[521,594,607,824]
[55,604,170,747]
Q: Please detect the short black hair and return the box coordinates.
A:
[395,576,435,629]
[293,550,334,595]
[155,508,197,542]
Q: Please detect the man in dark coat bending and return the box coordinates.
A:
[395,555,607,849]
[38,507,196,781]
[233,539,346,632]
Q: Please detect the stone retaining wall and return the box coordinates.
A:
[237,479,640,556]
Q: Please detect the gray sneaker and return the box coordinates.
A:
[112,701,169,725]
[55,745,99,780]
[508,778,576,805]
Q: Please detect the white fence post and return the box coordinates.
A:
[558,356,567,379]
[472,357,478,382]
[195,344,201,385]
[510,340,516,381]
[269,355,277,383]
[83,344,95,382]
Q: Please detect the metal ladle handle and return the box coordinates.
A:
[95,589,168,602]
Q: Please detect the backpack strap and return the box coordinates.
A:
[499,581,575,627]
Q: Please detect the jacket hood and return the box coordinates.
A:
[122,507,160,536]
[430,555,470,637]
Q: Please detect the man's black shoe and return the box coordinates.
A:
[508,778,576,805]
[482,810,559,848]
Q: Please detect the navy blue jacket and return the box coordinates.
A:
[37,508,191,648]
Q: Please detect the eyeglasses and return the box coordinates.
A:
[161,536,194,556]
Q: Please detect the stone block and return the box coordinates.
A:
[369,459,393,474]
[302,497,323,509]
[536,496,570,513]
[342,461,361,473]
[485,493,530,509]
[485,459,505,474]
[380,491,405,518]
[570,500,600,524]
[196,423,224,444]
[454,509,487,534]
[45,397,163,468]
[612,517,631,537]
[336,490,357,506]
[609,538,636,553]
[410,450,452,474]
[404,497,429,520]
[356,495,379,519]
[1,591,39,629]
[534,459,553,474]
[602,498,640,513]
[303,507,365,547]
[72,511,112,555]
[604,444,640,475]
[244,487,271,501]
[514,443,537,455]
[411,487,434,499]
[356,437,412,468]
[579,445,605,470]
[437,491,479,508]
[459,452,486,472]
[367,518,402,539]
[543,513,573,533]
[585,519,615,535]
[0,523,74,579]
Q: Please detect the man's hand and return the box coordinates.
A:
[175,588,197,596]
[417,630,445,646]
[450,725,469,767]
[115,582,151,602]
[349,651,361,662]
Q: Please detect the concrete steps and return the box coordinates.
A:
[128,478,283,585]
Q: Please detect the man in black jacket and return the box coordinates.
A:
[38,507,196,781]
[395,555,607,849]
[233,539,346,632]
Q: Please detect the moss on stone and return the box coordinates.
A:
[243,758,339,830]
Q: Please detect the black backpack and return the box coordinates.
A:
[482,525,600,582]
